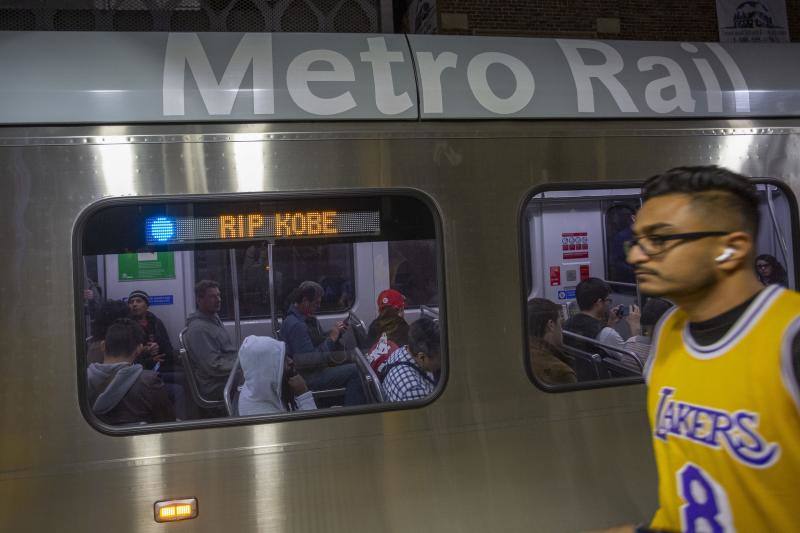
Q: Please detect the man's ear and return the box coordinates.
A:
[717,231,754,272]
[546,319,556,333]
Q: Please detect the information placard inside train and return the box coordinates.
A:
[145,210,380,245]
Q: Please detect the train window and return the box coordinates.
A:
[77,194,444,432]
[521,181,798,391]
[194,243,355,320]
[388,240,438,307]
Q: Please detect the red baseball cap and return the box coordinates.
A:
[377,289,405,311]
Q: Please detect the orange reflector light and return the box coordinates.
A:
[154,498,198,523]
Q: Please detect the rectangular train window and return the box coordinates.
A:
[77,194,444,432]
[521,182,797,390]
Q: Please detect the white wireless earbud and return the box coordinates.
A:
[715,248,735,263]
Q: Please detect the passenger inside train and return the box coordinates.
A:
[382,317,441,402]
[127,290,174,372]
[562,277,642,368]
[367,289,409,348]
[526,298,576,385]
[282,280,366,406]
[237,335,317,416]
[183,280,238,416]
[87,318,176,425]
[755,253,788,286]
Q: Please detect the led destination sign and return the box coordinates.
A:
[146,210,380,245]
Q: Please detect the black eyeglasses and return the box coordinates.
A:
[624,231,729,257]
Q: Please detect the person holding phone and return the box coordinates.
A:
[282,281,366,406]
[563,277,642,362]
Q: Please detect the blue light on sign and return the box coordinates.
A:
[146,216,176,243]
[557,289,576,300]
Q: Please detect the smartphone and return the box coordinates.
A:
[615,305,629,318]
[153,361,161,373]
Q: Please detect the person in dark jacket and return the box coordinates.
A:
[184,280,237,403]
[527,298,576,385]
[282,281,366,406]
[127,289,175,372]
[366,289,410,347]
[755,254,788,287]
[86,318,175,425]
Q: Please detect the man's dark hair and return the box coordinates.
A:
[104,318,145,358]
[641,298,673,328]
[194,279,219,300]
[408,317,440,357]
[575,277,611,311]
[527,298,561,338]
[288,280,323,305]
[642,166,760,236]
[90,300,129,340]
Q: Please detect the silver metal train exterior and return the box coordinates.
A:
[1,32,799,532]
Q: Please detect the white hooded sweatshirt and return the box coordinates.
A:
[237,335,316,416]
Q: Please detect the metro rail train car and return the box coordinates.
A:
[0,31,799,531]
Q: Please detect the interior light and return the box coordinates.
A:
[154,498,198,523]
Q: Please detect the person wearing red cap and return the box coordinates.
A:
[367,289,410,350]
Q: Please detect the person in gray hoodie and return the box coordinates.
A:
[86,318,175,425]
[184,280,237,403]
[238,335,317,416]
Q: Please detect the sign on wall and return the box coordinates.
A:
[717,0,790,42]
[562,232,589,260]
[118,252,176,281]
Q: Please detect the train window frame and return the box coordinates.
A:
[519,178,800,393]
[73,189,448,436]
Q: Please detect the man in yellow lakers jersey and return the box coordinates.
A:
[623,166,800,532]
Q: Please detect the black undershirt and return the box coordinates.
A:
[687,290,800,388]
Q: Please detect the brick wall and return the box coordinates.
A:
[434,0,800,42]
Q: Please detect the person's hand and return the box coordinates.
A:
[626,304,641,337]
[146,342,160,356]
[288,374,308,395]
[83,289,94,301]
[328,321,348,342]
[151,353,166,364]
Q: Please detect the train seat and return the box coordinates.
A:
[562,344,607,381]
[601,357,640,378]
[223,357,243,417]
[177,327,226,414]
[351,347,384,403]
[344,311,370,350]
